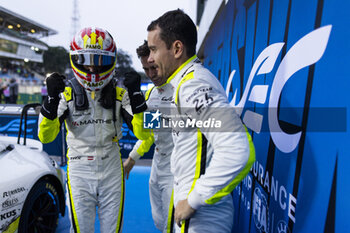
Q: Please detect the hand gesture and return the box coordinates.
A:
[123,157,136,180]
[46,72,66,98]
[124,71,141,92]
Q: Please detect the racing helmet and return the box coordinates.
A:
[70,27,117,91]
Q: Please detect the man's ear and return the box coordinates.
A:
[173,40,184,59]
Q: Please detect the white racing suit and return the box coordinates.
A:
[167,56,255,233]
[132,56,255,232]
[38,85,132,233]
[129,84,175,233]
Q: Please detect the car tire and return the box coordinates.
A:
[18,178,60,233]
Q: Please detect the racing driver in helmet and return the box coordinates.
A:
[38,27,146,233]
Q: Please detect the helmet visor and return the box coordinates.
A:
[71,53,115,66]
[70,52,116,74]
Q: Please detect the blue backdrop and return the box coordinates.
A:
[201,0,349,232]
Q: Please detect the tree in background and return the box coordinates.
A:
[115,49,148,83]
[43,46,70,74]
[115,49,135,77]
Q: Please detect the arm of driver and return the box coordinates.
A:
[177,75,252,210]
[38,94,68,143]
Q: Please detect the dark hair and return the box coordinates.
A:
[136,40,150,58]
[147,9,197,57]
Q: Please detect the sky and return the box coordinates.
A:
[0,0,196,72]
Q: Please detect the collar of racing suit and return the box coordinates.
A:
[158,55,198,88]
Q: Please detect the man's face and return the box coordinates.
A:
[140,56,162,86]
[147,26,177,85]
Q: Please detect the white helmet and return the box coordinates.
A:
[70,27,117,91]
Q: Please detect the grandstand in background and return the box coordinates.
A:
[0,6,57,104]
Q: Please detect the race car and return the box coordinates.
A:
[0,104,65,233]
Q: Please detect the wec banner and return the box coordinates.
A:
[200,0,349,232]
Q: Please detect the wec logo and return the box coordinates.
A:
[226,26,332,153]
[0,119,36,134]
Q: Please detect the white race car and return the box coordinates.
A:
[0,104,65,233]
